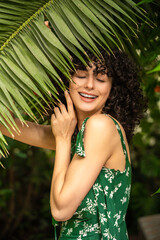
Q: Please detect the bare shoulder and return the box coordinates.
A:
[83,114,120,149]
[85,114,117,135]
[82,114,121,162]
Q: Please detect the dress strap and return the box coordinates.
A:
[106,115,130,164]
[52,216,58,240]
[73,117,89,158]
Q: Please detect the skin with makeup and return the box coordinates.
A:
[0,50,146,239]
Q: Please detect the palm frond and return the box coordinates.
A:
[0,0,147,157]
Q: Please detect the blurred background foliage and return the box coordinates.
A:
[0,138,54,240]
[0,0,160,239]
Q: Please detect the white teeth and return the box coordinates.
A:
[79,92,97,99]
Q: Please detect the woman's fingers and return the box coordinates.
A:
[53,107,61,118]
[58,103,68,116]
[51,113,56,121]
[54,104,68,120]
[64,91,74,115]
[53,90,75,119]
[51,92,77,139]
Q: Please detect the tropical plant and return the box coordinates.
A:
[0,1,159,238]
[133,0,160,196]
[0,0,147,158]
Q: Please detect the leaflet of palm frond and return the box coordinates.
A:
[0,54,48,102]
[82,0,124,49]
[60,22,100,58]
[104,0,138,24]
[57,2,101,56]
[0,62,46,119]
[46,7,90,60]
[29,28,72,77]
[95,0,137,44]
[0,103,20,136]
[20,33,66,91]
[0,0,49,47]
[67,3,116,52]
[115,0,141,17]
[12,40,57,91]
[0,0,148,157]
[0,71,37,121]
[0,90,27,130]
[0,131,9,157]
[32,15,74,63]
[47,15,88,66]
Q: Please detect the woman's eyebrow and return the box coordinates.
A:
[76,70,87,73]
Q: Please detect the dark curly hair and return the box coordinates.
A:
[54,48,147,143]
[102,50,147,142]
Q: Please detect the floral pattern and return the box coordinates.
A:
[56,115,131,239]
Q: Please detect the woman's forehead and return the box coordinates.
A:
[75,63,108,74]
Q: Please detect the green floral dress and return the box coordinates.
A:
[53,115,131,240]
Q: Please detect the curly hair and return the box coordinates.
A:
[102,50,147,142]
[54,48,147,142]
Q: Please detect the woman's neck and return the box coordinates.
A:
[76,110,102,131]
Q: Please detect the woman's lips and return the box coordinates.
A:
[79,92,98,102]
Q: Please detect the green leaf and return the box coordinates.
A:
[137,0,154,6]
[62,4,100,52]
[1,56,46,102]
[0,131,9,158]
[0,0,147,157]
[33,15,71,58]
[47,6,85,53]
[147,62,160,74]
[0,188,13,196]
[152,188,160,196]
[71,0,109,33]
[47,15,88,65]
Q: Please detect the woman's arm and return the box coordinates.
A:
[0,118,56,150]
[50,96,119,221]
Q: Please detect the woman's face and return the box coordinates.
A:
[69,64,112,116]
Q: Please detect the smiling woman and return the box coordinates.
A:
[69,65,112,126]
[0,0,151,237]
[49,49,147,239]
[61,49,147,143]
[0,48,147,240]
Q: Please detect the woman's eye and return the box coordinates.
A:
[77,75,86,79]
[97,78,105,82]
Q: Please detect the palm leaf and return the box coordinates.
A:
[0,0,146,157]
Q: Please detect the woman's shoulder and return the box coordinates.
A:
[82,114,123,161]
[86,114,116,130]
[85,114,118,139]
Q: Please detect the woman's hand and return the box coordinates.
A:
[51,91,77,142]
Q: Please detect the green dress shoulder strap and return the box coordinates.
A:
[106,115,130,166]
[71,117,89,159]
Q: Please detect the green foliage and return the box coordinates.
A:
[0,0,159,238]
[0,0,147,156]
[152,187,160,196]
[126,1,160,234]
[147,62,160,74]
[0,137,54,240]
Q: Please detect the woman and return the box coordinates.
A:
[0,49,146,239]
[48,49,147,240]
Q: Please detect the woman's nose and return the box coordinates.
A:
[85,75,94,89]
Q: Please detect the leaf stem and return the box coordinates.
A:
[0,0,54,52]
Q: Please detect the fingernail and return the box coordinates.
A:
[65,90,68,94]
